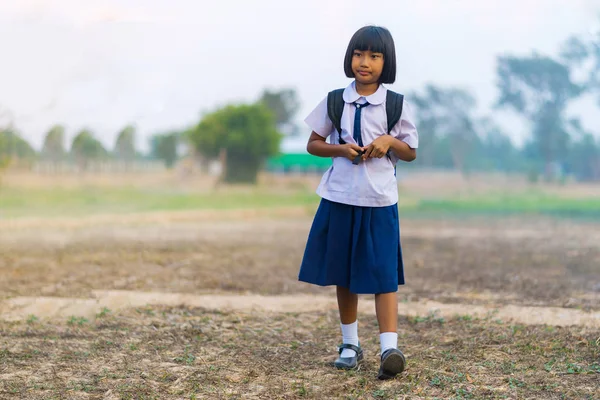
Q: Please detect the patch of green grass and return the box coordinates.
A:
[409,311,446,325]
[26,314,39,324]
[409,191,600,219]
[0,185,319,218]
[136,307,155,316]
[293,382,308,397]
[507,377,526,389]
[67,316,89,326]
[174,346,196,365]
[67,380,98,393]
[96,307,111,318]
[3,183,600,220]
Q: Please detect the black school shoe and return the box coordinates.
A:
[334,343,363,370]
[377,348,406,380]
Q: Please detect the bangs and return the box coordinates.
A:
[349,26,387,54]
[343,26,397,84]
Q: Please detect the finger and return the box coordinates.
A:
[363,145,374,159]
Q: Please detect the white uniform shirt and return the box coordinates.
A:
[304,81,419,207]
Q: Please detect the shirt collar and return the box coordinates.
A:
[342,80,387,105]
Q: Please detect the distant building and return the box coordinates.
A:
[266,134,331,173]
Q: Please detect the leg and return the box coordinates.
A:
[375,291,405,379]
[337,286,358,324]
[334,286,362,367]
[375,291,398,333]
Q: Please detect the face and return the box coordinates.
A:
[351,49,384,85]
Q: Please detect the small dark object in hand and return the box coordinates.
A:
[353,150,364,165]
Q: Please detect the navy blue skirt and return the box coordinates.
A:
[298,198,405,294]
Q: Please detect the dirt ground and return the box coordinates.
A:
[1,212,599,399]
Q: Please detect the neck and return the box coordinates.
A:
[355,81,379,97]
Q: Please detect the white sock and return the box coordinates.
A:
[340,321,359,358]
[380,332,398,354]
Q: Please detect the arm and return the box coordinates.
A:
[307,131,363,161]
[362,135,416,162]
[363,99,418,162]
[387,137,417,162]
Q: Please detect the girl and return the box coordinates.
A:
[298,25,418,380]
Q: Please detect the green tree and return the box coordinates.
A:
[565,119,600,181]
[474,118,524,173]
[0,130,11,170]
[561,23,600,102]
[259,88,300,134]
[41,125,66,164]
[70,130,108,171]
[0,130,36,161]
[0,129,36,182]
[189,103,281,183]
[496,54,582,180]
[150,132,179,169]
[411,85,479,175]
[114,125,137,166]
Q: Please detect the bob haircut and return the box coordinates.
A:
[343,26,397,84]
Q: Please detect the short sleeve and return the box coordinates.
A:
[304,96,334,138]
[390,99,419,149]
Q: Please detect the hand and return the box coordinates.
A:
[363,136,393,159]
[340,143,364,162]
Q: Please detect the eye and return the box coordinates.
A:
[371,54,382,59]
[353,51,362,57]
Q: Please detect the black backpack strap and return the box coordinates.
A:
[385,90,404,134]
[327,89,346,144]
[385,90,404,173]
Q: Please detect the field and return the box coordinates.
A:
[0,170,599,399]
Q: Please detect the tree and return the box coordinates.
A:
[150,132,179,169]
[41,125,66,165]
[189,103,281,183]
[565,119,600,181]
[0,129,36,180]
[259,88,300,135]
[411,85,479,175]
[496,54,582,180]
[475,118,524,173]
[114,125,137,167]
[0,130,11,170]
[70,130,108,171]
[561,22,600,103]
[0,129,36,161]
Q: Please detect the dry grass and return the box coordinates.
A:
[1,218,599,309]
[1,172,600,399]
[1,306,598,399]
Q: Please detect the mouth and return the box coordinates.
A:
[357,70,370,77]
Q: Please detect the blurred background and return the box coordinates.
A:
[0,0,599,196]
[1,2,600,398]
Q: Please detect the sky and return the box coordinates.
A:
[0,0,599,152]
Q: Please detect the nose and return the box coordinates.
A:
[359,54,369,67]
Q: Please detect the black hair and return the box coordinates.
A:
[343,25,397,84]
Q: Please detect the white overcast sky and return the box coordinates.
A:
[0,0,599,151]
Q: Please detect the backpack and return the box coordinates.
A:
[326,88,404,145]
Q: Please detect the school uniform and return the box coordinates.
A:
[298,81,419,294]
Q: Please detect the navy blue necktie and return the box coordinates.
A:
[352,102,369,164]
[353,102,370,147]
